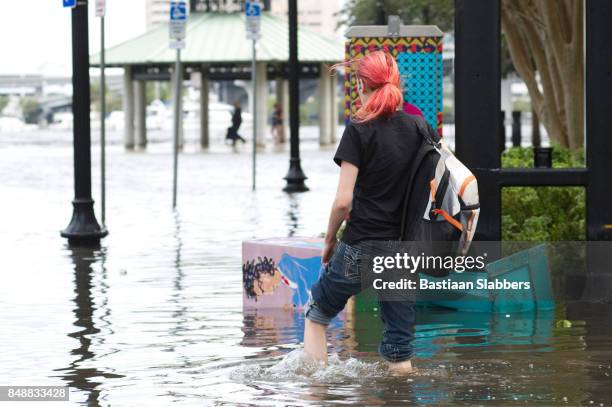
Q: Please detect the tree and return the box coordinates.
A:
[20,97,41,124]
[501,0,584,149]
[0,95,8,113]
[91,81,122,114]
[339,0,454,32]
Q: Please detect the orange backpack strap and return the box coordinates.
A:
[431,209,463,231]
[429,179,437,202]
[459,174,476,198]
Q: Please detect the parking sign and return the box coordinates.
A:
[95,0,105,17]
[63,0,76,8]
[169,1,187,49]
[245,1,261,40]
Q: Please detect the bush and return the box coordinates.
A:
[501,145,585,169]
[501,146,585,241]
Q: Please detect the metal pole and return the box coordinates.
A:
[454,0,501,241]
[100,15,106,226]
[172,49,181,208]
[61,0,107,246]
[252,38,257,191]
[283,0,308,192]
[582,0,612,302]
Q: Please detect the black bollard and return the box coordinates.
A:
[283,0,308,192]
[61,1,107,246]
[511,110,522,147]
[533,146,553,168]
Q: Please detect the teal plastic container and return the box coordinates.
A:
[356,244,555,314]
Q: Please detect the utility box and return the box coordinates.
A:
[344,16,444,135]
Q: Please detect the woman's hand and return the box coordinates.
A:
[322,239,337,265]
[321,161,358,266]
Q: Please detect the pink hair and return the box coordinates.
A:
[333,51,403,123]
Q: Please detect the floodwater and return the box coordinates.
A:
[0,128,610,406]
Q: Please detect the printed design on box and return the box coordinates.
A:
[243,253,324,310]
[397,52,443,135]
[343,36,443,136]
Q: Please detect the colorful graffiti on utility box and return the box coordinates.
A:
[344,24,444,136]
[242,237,326,311]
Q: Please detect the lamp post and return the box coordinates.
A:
[61,0,107,246]
[283,0,308,192]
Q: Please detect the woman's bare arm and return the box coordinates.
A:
[322,161,359,264]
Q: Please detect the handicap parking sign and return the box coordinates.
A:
[63,0,77,8]
[169,1,187,49]
[245,1,261,40]
[170,1,187,21]
[245,1,261,17]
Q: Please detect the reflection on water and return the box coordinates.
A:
[0,130,611,406]
[55,247,123,406]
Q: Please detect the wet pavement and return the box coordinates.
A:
[0,128,610,406]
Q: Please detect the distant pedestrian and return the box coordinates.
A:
[226,100,246,146]
[271,103,284,144]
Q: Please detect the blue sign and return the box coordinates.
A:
[245,1,261,17]
[63,0,76,8]
[170,1,187,21]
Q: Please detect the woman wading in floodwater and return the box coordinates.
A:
[304,51,421,374]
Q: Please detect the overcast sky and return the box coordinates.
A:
[0,0,146,76]
[0,1,348,77]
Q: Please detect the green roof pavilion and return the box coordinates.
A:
[90,12,343,149]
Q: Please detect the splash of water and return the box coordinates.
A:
[230,349,388,383]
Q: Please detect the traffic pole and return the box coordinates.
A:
[99,3,106,226]
[169,1,186,208]
[61,0,107,246]
[172,50,181,208]
[252,38,257,191]
[245,0,261,191]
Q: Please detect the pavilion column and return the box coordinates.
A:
[275,76,287,143]
[329,74,338,144]
[200,75,209,149]
[123,65,135,149]
[134,79,147,149]
[318,63,332,145]
[254,61,267,148]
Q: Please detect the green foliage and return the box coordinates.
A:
[0,95,8,113]
[501,145,584,168]
[501,146,585,241]
[146,82,171,104]
[340,0,454,32]
[300,98,319,126]
[20,97,41,124]
[91,81,123,113]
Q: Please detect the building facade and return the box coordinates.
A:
[145,0,340,38]
[269,0,340,38]
[145,0,174,31]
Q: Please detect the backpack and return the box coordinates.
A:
[399,115,480,259]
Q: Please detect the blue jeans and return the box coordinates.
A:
[305,240,416,362]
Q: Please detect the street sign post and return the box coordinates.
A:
[98,0,106,226]
[245,1,262,40]
[245,1,261,191]
[63,0,76,8]
[95,0,105,17]
[170,1,187,50]
[170,1,186,207]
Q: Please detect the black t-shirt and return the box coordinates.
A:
[333,110,422,245]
